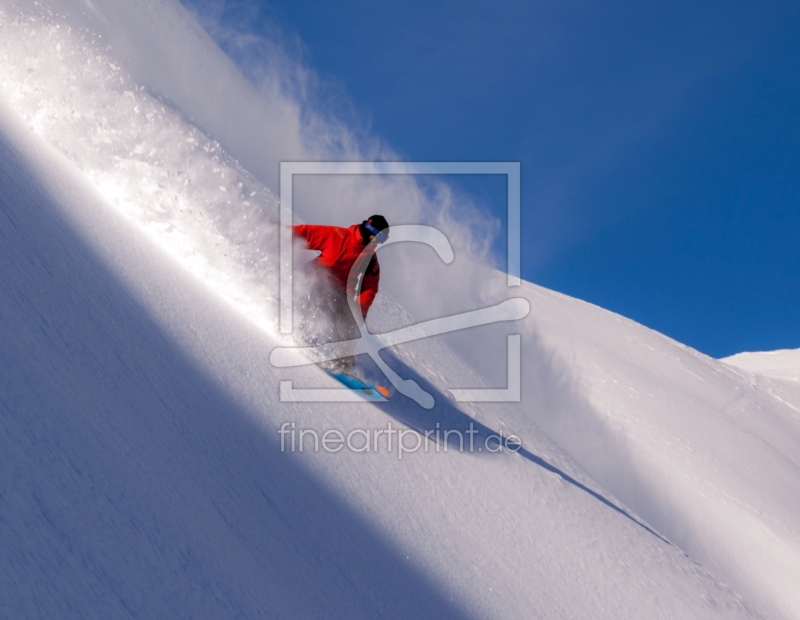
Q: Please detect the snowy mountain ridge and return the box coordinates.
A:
[2,1,799,619]
[723,349,800,383]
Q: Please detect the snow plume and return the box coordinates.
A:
[0,0,502,333]
[0,2,284,330]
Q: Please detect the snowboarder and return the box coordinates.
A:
[293,215,390,370]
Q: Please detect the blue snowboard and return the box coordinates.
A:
[323,367,390,401]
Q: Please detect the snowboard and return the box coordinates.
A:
[323,366,390,401]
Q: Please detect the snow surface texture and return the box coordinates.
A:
[1,1,799,619]
[721,349,800,437]
[724,349,800,384]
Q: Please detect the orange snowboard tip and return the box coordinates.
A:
[376,385,390,398]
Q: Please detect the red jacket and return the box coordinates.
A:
[293,223,380,317]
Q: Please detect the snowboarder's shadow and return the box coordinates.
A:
[371,351,673,547]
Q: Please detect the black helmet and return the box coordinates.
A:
[367,215,389,233]
[360,215,390,244]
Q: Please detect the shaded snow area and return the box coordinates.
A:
[1,2,799,619]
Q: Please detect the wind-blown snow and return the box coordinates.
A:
[1,1,799,619]
[0,4,285,332]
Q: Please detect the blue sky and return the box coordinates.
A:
[184,0,799,357]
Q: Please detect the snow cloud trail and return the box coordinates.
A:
[0,5,284,331]
[0,0,502,331]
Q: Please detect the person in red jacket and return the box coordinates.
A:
[293,215,389,370]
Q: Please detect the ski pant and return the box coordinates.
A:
[294,265,357,370]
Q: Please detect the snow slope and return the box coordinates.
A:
[723,349,800,383]
[721,349,800,436]
[517,286,800,620]
[1,92,759,619]
[2,2,800,619]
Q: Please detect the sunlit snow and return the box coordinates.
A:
[1,1,799,619]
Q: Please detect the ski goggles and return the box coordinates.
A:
[364,221,389,244]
